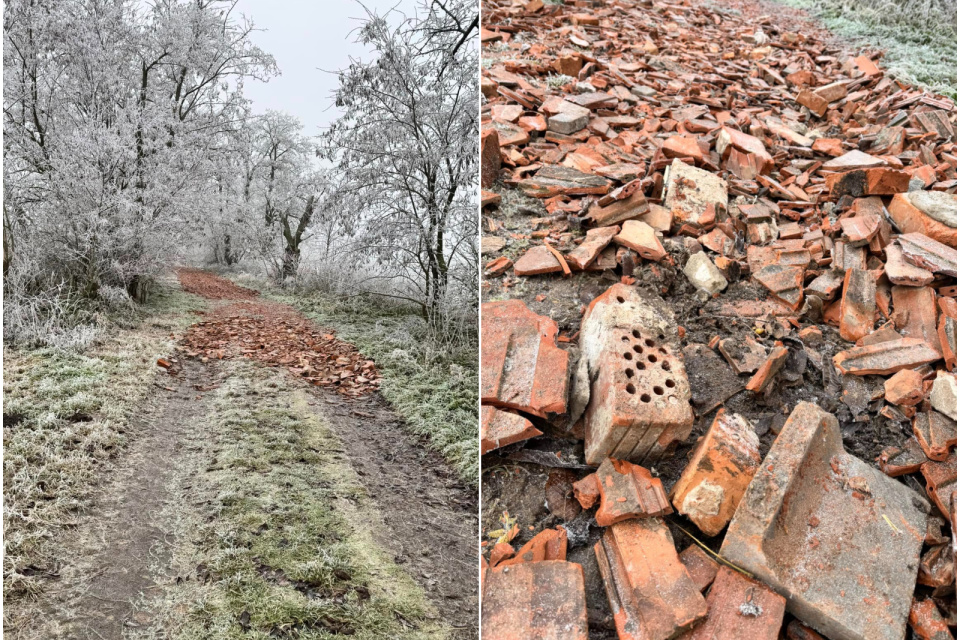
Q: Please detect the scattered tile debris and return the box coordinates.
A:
[480,0,958,634]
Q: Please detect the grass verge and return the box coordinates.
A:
[771,0,957,99]
[231,275,479,485]
[138,360,443,640]
[2,280,206,602]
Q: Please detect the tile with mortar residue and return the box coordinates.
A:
[670,409,761,537]
[720,402,929,640]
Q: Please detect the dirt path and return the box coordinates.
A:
[13,270,477,639]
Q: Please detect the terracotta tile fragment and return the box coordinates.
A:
[567,226,619,270]
[899,233,957,277]
[721,402,928,640]
[717,337,767,374]
[892,285,941,355]
[921,451,957,532]
[877,437,927,476]
[579,458,672,526]
[484,256,512,277]
[514,245,563,276]
[481,405,542,454]
[887,192,957,249]
[481,561,588,640]
[745,345,789,392]
[595,519,708,640]
[671,409,761,536]
[481,128,501,188]
[662,136,704,163]
[914,410,957,462]
[885,243,934,286]
[917,543,956,595]
[838,268,877,342]
[663,158,728,229]
[754,264,804,309]
[826,168,911,198]
[909,598,954,640]
[678,544,720,592]
[518,165,611,198]
[481,300,569,417]
[586,191,649,227]
[833,338,940,375]
[884,368,925,406]
[499,526,568,566]
[614,220,666,261]
[677,566,786,640]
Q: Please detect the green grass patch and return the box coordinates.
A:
[2,280,206,600]
[772,0,957,99]
[232,276,478,485]
[148,361,443,640]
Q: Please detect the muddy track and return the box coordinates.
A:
[313,390,479,635]
[20,360,215,640]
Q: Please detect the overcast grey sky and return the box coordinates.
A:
[234,0,419,135]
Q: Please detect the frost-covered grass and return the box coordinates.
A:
[137,362,441,640]
[232,274,479,485]
[2,281,205,601]
[773,0,957,99]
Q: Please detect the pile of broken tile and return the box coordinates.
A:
[479,0,956,638]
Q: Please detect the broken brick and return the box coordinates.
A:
[721,402,928,640]
[518,165,611,199]
[885,243,935,286]
[481,405,542,455]
[595,519,708,640]
[715,126,774,174]
[677,566,786,640]
[917,543,957,595]
[481,300,569,417]
[574,284,695,466]
[481,561,588,640]
[671,409,761,536]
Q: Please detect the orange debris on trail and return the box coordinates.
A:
[174,270,379,397]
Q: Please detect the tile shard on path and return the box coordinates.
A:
[720,402,929,640]
[677,566,787,640]
[595,518,708,640]
[481,561,588,640]
[670,409,761,536]
[481,300,569,418]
